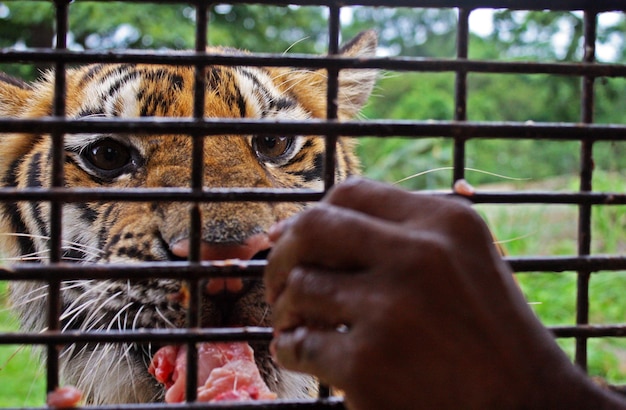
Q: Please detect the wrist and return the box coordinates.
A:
[514,335,626,409]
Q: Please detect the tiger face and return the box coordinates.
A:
[0,31,377,404]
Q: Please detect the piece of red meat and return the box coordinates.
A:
[46,386,82,408]
[149,342,277,403]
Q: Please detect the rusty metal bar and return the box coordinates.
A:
[1,187,626,205]
[452,7,470,183]
[322,4,341,191]
[0,118,625,140]
[17,0,624,11]
[0,328,274,345]
[574,10,598,372]
[317,4,342,398]
[1,399,346,410]
[3,49,626,77]
[12,321,626,346]
[46,0,71,396]
[2,255,626,282]
[183,3,210,402]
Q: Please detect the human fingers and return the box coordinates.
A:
[266,178,412,245]
[264,204,400,304]
[322,177,470,224]
[271,326,352,388]
[271,266,361,334]
[264,204,388,303]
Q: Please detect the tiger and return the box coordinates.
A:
[0,30,377,404]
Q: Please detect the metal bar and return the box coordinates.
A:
[0,261,269,281]
[14,321,626,346]
[0,328,274,345]
[1,187,626,204]
[2,255,626,281]
[551,325,626,339]
[184,3,209,402]
[0,399,346,410]
[318,4,341,398]
[507,256,626,273]
[0,187,325,202]
[322,4,341,191]
[452,7,470,183]
[46,0,70,396]
[10,0,623,12]
[574,10,598,372]
[0,118,625,139]
[3,49,626,76]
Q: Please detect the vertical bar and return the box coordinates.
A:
[453,8,470,185]
[318,3,341,399]
[323,4,341,191]
[184,2,209,403]
[575,10,597,371]
[47,0,70,396]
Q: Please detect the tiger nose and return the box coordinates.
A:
[170,234,270,295]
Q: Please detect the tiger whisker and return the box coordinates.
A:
[0,232,104,255]
[106,302,134,331]
[81,292,125,332]
[61,299,99,331]
[0,239,103,265]
[154,307,177,329]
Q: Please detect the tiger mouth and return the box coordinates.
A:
[147,246,276,401]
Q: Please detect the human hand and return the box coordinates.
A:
[264,178,620,409]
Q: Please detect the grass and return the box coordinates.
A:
[476,171,626,383]
[0,171,624,404]
[0,282,46,407]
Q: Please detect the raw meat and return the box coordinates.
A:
[149,342,277,403]
[46,386,82,408]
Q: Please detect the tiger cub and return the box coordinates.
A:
[0,31,377,404]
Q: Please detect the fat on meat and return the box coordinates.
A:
[149,342,277,403]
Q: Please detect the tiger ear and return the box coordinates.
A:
[0,72,34,117]
[336,30,378,118]
[272,30,377,120]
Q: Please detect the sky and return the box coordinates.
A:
[469,8,623,62]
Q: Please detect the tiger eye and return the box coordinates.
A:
[86,139,132,171]
[253,135,294,162]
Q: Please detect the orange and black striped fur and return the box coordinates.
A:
[0,31,377,404]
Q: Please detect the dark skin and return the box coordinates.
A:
[264,177,626,409]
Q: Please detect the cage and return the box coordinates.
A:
[0,0,625,408]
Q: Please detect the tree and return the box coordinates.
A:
[0,2,327,79]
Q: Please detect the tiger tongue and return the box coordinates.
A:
[148,342,277,403]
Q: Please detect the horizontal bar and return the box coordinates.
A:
[0,187,324,203]
[0,187,625,205]
[0,327,273,345]
[2,49,626,77]
[551,324,626,338]
[508,256,626,273]
[1,118,625,140]
[9,0,624,11]
[7,323,626,345]
[1,256,625,281]
[468,191,626,205]
[0,260,267,281]
[1,398,345,410]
